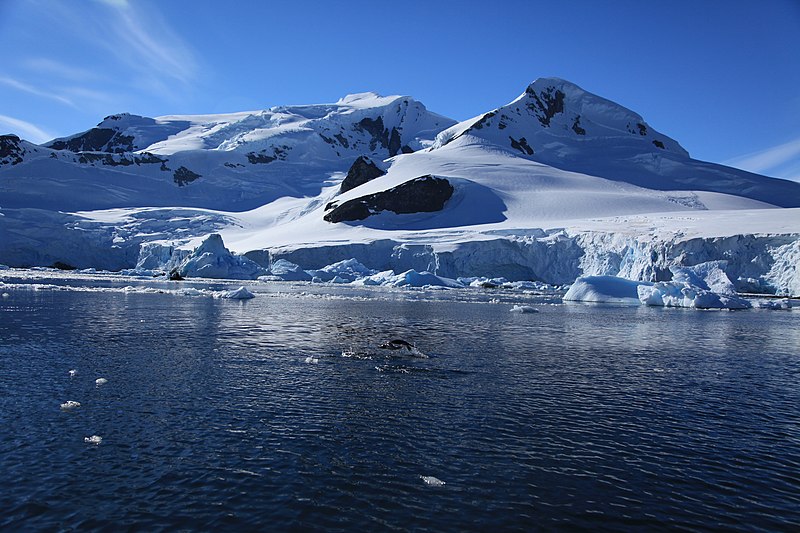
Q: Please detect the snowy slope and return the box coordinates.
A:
[2,78,799,294]
[432,78,800,207]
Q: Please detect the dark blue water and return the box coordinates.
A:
[1,279,799,531]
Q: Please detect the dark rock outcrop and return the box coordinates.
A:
[571,116,586,135]
[355,116,404,156]
[525,86,565,127]
[509,136,534,156]
[339,156,385,194]
[48,128,135,153]
[0,135,25,165]
[173,166,201,186]
[324,175,453,223]
[247,146,289,164]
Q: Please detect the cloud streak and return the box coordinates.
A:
[0,114,54,143]
[89,0,199,89]
[0,76,75,108]
[726,137,800,182]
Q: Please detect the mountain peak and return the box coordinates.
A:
[336,92,406,108]
[435,77,688,159]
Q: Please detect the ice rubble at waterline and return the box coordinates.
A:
[563,261,753,309]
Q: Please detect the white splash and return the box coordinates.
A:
[421,475,446,487]
[60,400,81,410]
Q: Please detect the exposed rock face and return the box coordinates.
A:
[355,116,404,156]
[509,136,534,155]
[174,166,201,186]
[0,135,25,165]
[525,85,565,127]
[47,128,135,153]
[339,156,385,193]
[324,175,453,223]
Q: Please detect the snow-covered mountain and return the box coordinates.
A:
[1,78,799,295]
[1,93,453,211]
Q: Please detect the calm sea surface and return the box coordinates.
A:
[1,275,799,531]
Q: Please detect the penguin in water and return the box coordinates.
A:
[379,339,427,358]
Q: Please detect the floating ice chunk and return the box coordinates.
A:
[304,356,319,364]
[352,270,396,286]
[509,304,538,313]
[753,298,794,310]
[307,258,376,283]
[220,286,255,299]
[60,400,81,410]
[1,293,9,299]
[268,259,312,281]
[177,234,265,280]
[69,369,77,377]
[95,377,108,386]
[638,262,751,309]
[563,276,650,304]
[388,270,463,288]
[420,475,446,487]
[84,435,102,445]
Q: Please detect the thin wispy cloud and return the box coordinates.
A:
[0,76,76,108]
[23,58,98,82]
[0,114,54,143]
[22,0,201,104]
[726,137,800,182]
[88,0,199,89]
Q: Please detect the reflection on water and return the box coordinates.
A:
[0,280,798,531]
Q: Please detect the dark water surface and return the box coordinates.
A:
[1,279,799,531]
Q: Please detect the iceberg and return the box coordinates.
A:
[386,270,464,288]
[267,259,312,281]
[637,262,751,309]
[177,234,265,280]
[564,262,752,309]
[306,258,375,283]
[563,276,648,304]
[220,286,256,299]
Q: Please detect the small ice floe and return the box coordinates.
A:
[69,369,77,378]
[509,304,538,313]
[95,377,108,386]
[304,356,319,364]
[60,400,81,411]
[1,293,9,299]
[420,475,446,487]
[220,286,255,299]
[84,435,102,445]
[754,298,794,310]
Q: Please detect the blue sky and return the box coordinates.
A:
[1,0,798,181]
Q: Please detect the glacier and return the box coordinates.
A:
[1,78,799,302]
